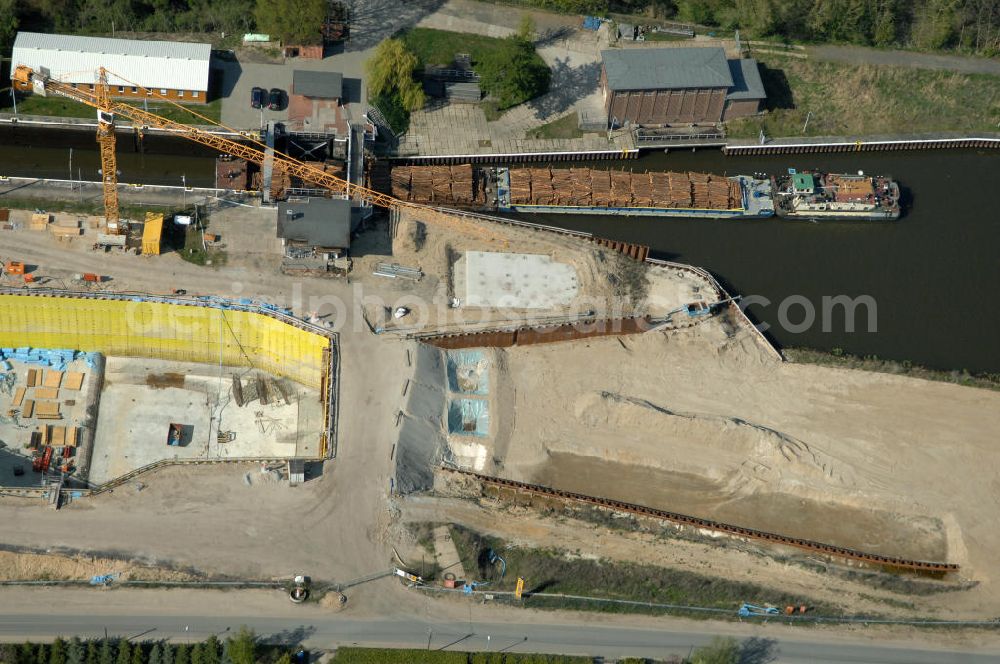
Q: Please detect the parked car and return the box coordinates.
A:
[268,88,285,111]
[250,86,265,109]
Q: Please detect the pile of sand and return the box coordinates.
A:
[485,313,1000,575]
[0,549,198,582]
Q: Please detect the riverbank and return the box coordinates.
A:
[785,348,1000,392]
[727,53,1000,140]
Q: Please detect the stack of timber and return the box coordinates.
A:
[387,165,485,205]
[507,167,740,210]
[49,217,82,238]
[29,213,51,231]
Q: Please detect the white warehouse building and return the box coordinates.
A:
[11,32,212,104]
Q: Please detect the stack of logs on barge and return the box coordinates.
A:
[374,164,489,205]
[508,167,741,209]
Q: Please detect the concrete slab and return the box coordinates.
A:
[88,357,323,485]
[432,524,467,581]
[460,251,578,309]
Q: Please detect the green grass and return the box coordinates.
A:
[641,31,693,42]
[785,347,1000,392]
[449,525,832,616]
[726,54,1000,138]
[179,224,227,266]
[401,28,513,68]
[0,197,154,221]
[525,113,585,139]
[399,28,550,110]
[331,649,591,663]
[6,94,222,125]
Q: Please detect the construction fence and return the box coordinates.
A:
[0,294,330,389]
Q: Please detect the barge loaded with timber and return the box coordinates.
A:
[378,164,774,219]
[376,164,900,221]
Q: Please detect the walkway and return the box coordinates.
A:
[401,0,615,156]
[398,103,632,158]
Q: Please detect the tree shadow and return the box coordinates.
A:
[739,636,778,664]
[260,625,316,646]
[343,0,448,52]
[525,579,557,596]
[524,59,601,120]
[758,64,794,111]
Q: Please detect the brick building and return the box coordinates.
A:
[601,47,765,126]
[10,32,211,103]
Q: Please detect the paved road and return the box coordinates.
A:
[0,608,997,663]
[809,44,1000,76]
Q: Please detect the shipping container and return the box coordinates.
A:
[142,212,164,255]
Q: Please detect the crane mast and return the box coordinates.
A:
[11,65,494,241]
[94,69,121,232]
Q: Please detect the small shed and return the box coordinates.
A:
[141,212,164,255]
[722,58,767,120]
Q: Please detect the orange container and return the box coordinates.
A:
[82,273,101,282]
[5,261,25,275]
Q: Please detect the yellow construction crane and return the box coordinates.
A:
[12,65,493,240]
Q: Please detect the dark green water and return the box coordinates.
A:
[514,149,1000,374]
[2,127,997,372]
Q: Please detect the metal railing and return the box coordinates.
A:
[635,130,725,143]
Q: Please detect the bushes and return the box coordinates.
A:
[400,28,551,113]
[475,36,551,110]
[365,38,426,133]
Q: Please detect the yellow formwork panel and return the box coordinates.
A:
[0,295,329,388]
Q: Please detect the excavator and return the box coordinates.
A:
[11,65,492,240]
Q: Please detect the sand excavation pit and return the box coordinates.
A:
[484,313,1000,581]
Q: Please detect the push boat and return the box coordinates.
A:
[772,170,900,221]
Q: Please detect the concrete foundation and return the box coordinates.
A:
[456,251,579,309]
[87,357,324,485]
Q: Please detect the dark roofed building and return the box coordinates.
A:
[600,47,765,125]
[277,197,351,251]
[724,58,767,120]
[292,70,343,99]
[288,70,349,134]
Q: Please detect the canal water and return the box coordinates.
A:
[1,127,997,373]
[521,148,1000,375]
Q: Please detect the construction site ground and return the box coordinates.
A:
[88,357,323,485]
[399,495,936,620]
[3,199,1000,635]
[0,357,96,488]
[370,208,713,336]
[394,309,1000,617]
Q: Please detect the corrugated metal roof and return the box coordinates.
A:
[293,70,343,99]
[601,47,733,91]
[10,32,211,92]
[726,58,767,100]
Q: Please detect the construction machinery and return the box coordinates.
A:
[11,65,494,241]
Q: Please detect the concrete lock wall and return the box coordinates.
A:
[0,295,329,388]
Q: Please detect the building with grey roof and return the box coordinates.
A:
[292,70,343,99]
[11,32,212,103]
[277,197,354,252]
[600,47,765,125]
